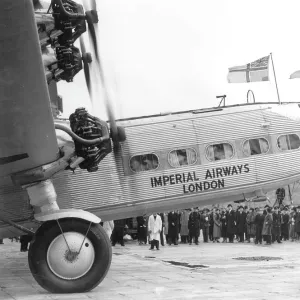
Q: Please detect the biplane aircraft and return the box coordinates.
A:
[1,0,300,294]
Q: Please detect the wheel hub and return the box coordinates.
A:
[47,232,95,280]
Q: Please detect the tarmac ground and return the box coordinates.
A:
[0,237,300,300]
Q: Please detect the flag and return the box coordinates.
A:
[290,70,300,79]
[227,55,270,83]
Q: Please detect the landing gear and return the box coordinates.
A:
[28,218,112,293]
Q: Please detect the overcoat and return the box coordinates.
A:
[295,212,300,233]
[246,211,256,236]
[213,213,221,238]
[164,213,169,235]
[220,212,227,237]
[180,210,190,236]
[272,213,282,236]
[168,212,180,238]
[226,210,236,234]
[148,215,162,241]
[254,214,265,230]
[262,213,273,236]
[188,211,200,236]
[281,214,290,237]
[236,211,247,233]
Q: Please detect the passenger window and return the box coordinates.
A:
[130,153,159,172]
[243,138,269,156]
[168,148,197,167]
[206,143,233,161]
[277,134,300,151]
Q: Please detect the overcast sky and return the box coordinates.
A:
[58,0,300,120]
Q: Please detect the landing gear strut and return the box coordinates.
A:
[28,218,112,293]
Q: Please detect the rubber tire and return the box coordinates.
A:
[28,218,112,293]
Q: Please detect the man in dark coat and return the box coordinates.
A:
[200,209,210,242]
[111,219,126,246]
[254,208,265,244]
[281,207,290,241]
[236,206,247,242]
[295,206,300,239]
[226,204,236,243]
[244,206,249,241]
[159,213,165,246]
[168,211,179,245]
[209,210,214,241]
[272,206,282,243]
[20,235,33,252]
[136,216,148,245]
[188,208,200,245]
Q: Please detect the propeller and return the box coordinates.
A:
[81,0,125,149]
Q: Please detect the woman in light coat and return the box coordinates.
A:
[213,209,221,242]
[262,208,273,245]
[148,213,162,250]
[103,221,114,240]
[180,209,190,243]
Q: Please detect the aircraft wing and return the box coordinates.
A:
[0,0,59,177]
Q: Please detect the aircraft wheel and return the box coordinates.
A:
[28,218,112,293]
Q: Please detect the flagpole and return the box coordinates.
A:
[270,52,281,104]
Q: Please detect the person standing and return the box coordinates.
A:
[262,208,273,245]
[103,220,114,240]
[213,208,221,243]
[236,206,247,242]
[188,208,200,245]
[254,209,265,244]
[244,206,250,241]
[295,206,300,240]
[180,209,190,244]
[289,207,297,242]
[137,216,148,245]
[111,219,126,246]
[201,208,210,242]
[168,211,179,245]
[272,206,282,243]
[281,207,290,241]
[246,208,256,242]
[164,212,169,243]
[159,213,165,246]
[220,209,227,242]
[226,204,236,243]
[148,213,162,250]
[209,210,214,241]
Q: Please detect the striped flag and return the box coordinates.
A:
[227,55,270,83]
[290,70,300,79]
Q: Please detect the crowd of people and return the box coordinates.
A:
[2,202,300,252]
[106,203,300,250]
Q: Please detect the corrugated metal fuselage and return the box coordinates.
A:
[1,102,300,237]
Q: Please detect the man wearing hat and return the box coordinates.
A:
[188,207,200,245]
[226,204,236,243]
[200,208,210,242]
[272,206,282,243]
[295,206,300,240]
[281,207,290,241]
[236,206,247,242]
[254,208,265,244]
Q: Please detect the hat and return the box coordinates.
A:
[250,207,254,211]
[238,205,244,209]
[283,207,288,211]
[255,207,259,211]
[264,205,269,208]
[227,204,232,208]
[244,206,248,209]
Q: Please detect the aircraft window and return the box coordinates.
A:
[129,153,159,173]
[243,138,269,156]
[206,143,234,161]
[168,148,197,167]
[277,134,300,151]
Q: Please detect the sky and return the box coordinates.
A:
[58,0,300,120]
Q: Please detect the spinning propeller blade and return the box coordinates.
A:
[81,0,125,148]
